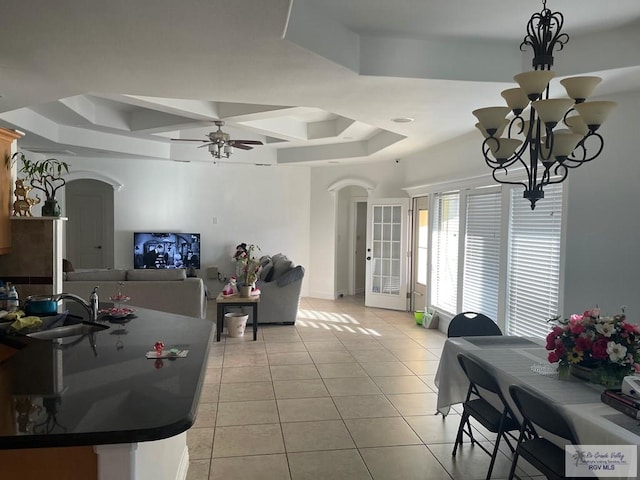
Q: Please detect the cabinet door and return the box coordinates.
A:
[0,129,23,255]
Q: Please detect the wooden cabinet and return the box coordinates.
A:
[0,128,23,255]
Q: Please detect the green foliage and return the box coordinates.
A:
[12,152,70,200]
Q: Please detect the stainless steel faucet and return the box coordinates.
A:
[54,286,99,322]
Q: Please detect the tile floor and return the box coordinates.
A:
[186,296,540,480]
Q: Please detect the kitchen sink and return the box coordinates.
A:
[27,322,109,340]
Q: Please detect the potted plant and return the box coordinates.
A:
[12,153,70,217]
[233,243,262,297]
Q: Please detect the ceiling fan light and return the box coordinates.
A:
[514,70,556,100]
[501,87,530,115]
[472,107,510,135]
[573,101,617,131]
[560,76,602,103]
[532,98,575,128]
[488,137,522,161]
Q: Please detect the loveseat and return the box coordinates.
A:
[253,253,304,325]
[63,268,207,318]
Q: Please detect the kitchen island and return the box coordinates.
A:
[0,303,213,480]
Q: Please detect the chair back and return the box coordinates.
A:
[509,384,579,443]
[447,311,502,337]
[457,353,503,396]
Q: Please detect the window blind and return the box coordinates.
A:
[506,184,563,338]
[431,193,459,314]
[463,191,501,322]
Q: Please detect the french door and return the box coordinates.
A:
[365,198,410,310]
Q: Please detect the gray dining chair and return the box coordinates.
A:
[508,384,590,480]
[447,311,502,337]
[454,353,520,480]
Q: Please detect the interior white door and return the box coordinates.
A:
[365,198,410,310]
[66,179,114,269]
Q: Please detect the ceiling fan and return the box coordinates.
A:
[170,120,263,159]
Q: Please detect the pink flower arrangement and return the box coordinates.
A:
[546,307,640,384]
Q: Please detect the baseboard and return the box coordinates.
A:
[305,290,335,300]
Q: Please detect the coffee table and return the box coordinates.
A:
[215,292,260,341]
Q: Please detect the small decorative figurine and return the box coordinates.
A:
[154,341,164,357]
[12,179,41,217]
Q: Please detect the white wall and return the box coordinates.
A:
[61,158,311,294]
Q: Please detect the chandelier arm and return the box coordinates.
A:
[546,163,569,185]
[563,133,605,169]
[491,168,528,189]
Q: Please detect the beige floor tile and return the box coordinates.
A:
[350,349,399,363]
[221,365,271,383]
[222,352,269,367]
[209,454,290,480]
[308,350,356,364]
[303,340,347,352]
[268,351,313,365]
[212,424,285,458]
[315,362,369,378]
[333,394,400,419]
[205,355,223,369]
[390,348,440,361]
[360,445,451,480]
[193,402,217,428]
[372,375,432,394]
[404,414,464,444]
[216,399,279,426]
[344,417,421,448]
[203,367,222,384]
[185,459,210,480]
[265,342,308,353]
[218,381,275,402]
[273,379,329,399]
[418,374,437,391]
[198,384,220,403]
[287,449,372,480]
[270,364,320,380]
[386,392,439,416]
[359,361,414,377]
[277,397,340,422]
[427,441,519,480]
[401,360,440,375]
[187,427,215,460]
[323,376,382,396]
[282,420,355,452]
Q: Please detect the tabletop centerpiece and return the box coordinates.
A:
[233,243,262,297]
[546,307,640,388]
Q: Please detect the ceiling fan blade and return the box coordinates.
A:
[197,142,214,148]
[231,140,263,145]
[232,144,253,151]
[170,138,209,142]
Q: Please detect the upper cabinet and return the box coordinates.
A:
[0,128,24,255]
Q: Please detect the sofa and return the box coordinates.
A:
[63,268,207,318]
[253,253,305,325]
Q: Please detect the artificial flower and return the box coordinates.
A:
[607,341,627,362]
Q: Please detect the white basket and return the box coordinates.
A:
[224,312,248,337]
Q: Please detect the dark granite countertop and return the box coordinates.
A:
[0,303,213,449]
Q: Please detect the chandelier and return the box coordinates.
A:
[473,0,616,209]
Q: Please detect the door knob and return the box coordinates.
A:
[366,256,371,261]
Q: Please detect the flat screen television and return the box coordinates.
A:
[133,232,201,270]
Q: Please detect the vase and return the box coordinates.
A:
[557,363,571,380]
[570,363,629,389]
[238,285,252,298]
[42,199,61,217]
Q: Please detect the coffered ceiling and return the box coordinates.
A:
[1,0,639,166]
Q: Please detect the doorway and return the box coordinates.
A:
[65,179,114,269]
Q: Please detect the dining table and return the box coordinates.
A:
[434,336,640,480]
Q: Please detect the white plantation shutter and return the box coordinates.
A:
[463,191,501,322]
[431,193,459,313]
[506,184,563,338]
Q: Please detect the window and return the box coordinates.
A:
[506,184,563,337]
[431,193,460,313]
[462,191,501,322]
[417,209,429,285]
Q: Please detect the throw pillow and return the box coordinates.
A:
[260,261,273,281]
[271,257,294,281]
[276,265,305,287]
